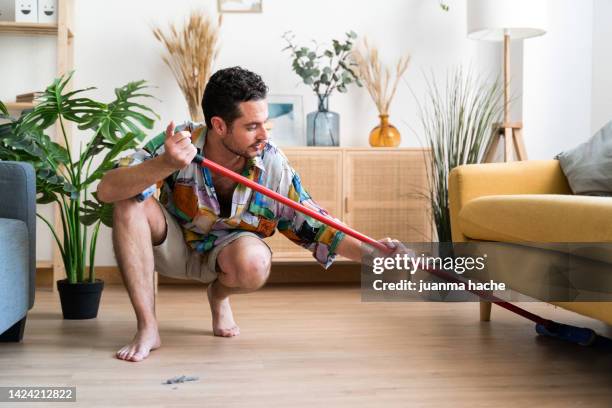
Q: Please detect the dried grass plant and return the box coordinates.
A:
[152,10,222,122]
[352,38,411,116]
[415,68,503,242]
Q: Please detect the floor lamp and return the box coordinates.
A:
[467,0,547,162]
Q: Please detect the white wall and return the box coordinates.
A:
[523,0,594,160]
[591,0,612,133]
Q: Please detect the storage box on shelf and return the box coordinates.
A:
[0,0,57,24]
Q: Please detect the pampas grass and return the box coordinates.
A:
[352,38,411,116]
[152,10,222,122]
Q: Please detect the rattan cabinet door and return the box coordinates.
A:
[343,149,432,247]
[265,148,343,261]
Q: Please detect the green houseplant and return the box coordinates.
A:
[282,30,361,146]
[0,72,157,319]
[415,67,503,243]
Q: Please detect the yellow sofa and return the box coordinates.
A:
[448,160,612,325]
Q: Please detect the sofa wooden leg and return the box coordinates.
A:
[0,316,26,342]
[480,301,492,322]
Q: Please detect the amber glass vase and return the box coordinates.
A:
[369,114,400,147]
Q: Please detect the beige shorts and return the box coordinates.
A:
[153,205,272,283]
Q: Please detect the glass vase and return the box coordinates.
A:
[369,114,401,147]
[307,95,339,146]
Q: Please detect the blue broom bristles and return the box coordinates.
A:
[535,322,597,346]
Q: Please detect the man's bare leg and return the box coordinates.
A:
[207,236,271,337]
[112,198,166,362]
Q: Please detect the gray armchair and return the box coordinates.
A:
[0,161,36,342]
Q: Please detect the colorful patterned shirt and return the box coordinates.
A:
[117,121,345,268]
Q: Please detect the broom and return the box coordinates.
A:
[193,154,606,347]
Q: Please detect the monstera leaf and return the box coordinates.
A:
[19,72,101,132]
[78,80,157,144]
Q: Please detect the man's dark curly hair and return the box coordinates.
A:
[202,66,268,129]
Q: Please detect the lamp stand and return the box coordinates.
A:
[483,33,528,162]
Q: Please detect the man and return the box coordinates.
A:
[97,67,405,362]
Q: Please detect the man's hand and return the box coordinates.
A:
[377,237,414,258]
[160,121,197,170]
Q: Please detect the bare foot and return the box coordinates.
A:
[207,283,240,337]
[116,326,161,362]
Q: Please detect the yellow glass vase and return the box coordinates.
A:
[369,114,401,147]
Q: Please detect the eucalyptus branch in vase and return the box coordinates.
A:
[282,31,361,146]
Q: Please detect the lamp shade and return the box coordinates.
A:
[467,0,548,41]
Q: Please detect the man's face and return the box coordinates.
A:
[219,99,269,159]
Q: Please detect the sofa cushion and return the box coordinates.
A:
[556,120,612,196]
[0,218,29,334]
[459,194,612,242]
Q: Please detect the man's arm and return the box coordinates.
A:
[97,156,176,203]
[97,121,197,203]
[335,234,368,262]
[334,233,408,263]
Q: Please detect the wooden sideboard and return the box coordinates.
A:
[265,147,433,262]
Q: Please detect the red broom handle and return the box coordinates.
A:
[193,154,549,326]
[194,154,389,253]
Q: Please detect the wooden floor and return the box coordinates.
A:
[2,284,612,408]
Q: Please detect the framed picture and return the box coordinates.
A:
[217,0,263,13]
[267,95,305,147]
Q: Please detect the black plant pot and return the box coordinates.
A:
[57,279,104,320]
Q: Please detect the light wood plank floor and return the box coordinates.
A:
[2,284,612,407]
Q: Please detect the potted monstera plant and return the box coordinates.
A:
[0,72,157,319]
